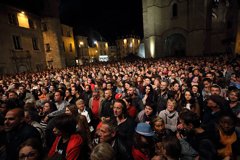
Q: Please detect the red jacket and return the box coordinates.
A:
[132,146,149,160]
[48,134,82,160]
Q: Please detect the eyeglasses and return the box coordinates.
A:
[19,151,37,160]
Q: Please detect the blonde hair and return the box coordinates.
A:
[75,99,85,105]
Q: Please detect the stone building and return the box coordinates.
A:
[142,0,239,58]
[116,36,141,58]
[0,4,47,74]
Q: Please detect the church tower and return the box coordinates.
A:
[142,0,238,57]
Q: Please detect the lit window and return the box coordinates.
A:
[17,12,29,28]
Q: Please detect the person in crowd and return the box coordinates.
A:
[123,96,137,119]
[159,98,179,132]
[64,88,76,104]
[24,109,45,147]
[90,142,115,160]
[210,112,240,160]
[132,122,155,160]
[156,79,169,113]
[111,99,135,145]
[98,120,132,160]
[4,108,41,160]
[48,114,83,160]
[136,103,157,123]
[178,110,217,160]
[18,138,44,160]
[150,117,173,143]
[89,88,104,129]
[202,95,231,130]
[142,84,156,105]
[160,135,182,160]
[39,101,56,131]
[100,89,114,121]
[45,90,69,121]
[179,89,201,116]
[75,99,93,132]
[202,78,212,100]
[127,86,144,112]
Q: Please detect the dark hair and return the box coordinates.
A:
[179,110,201,128]
[162,135,181,160]
[66,104,78,117]
[114,99,128,117]
[18,138,43,160]
[54,114,77,135]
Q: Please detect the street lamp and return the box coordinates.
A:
[78,41,84,65]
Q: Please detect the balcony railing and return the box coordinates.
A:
[11,50,31,60]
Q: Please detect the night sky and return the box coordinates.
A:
[2,0,143,43]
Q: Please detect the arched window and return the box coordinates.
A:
[172,3,178,17]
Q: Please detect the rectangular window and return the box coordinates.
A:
[41,23,47,31]
[67,31,71,37]
[12,35,22,50]
[28,19,35,29]
[8,13,18,25]
[69,43,73,52]
[63,42,65,52]
[46,43,51,52]
[32,38,39,50]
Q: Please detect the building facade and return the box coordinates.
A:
[116,36,141,58]
[142,0,239,58]
[0,4,47,74]
[61,24,76,67]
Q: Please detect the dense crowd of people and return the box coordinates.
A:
[0,54,239,160]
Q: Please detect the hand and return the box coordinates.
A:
[44,116,49,123]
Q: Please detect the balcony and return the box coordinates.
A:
[11,50,31,60]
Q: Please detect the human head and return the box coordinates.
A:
[53,114,77,136]
[113,99,127,118]
[160,80,169,91]
[54,90,63,102]
[4,108,24,132]
[90,142,115,160]
[75,99,85,111]
[162,135,181,160]
[104,89,112,100]
[166,98,177,112]
[65,104,78,117]
[18,138,43,160]
[210,84,221,96]
[144,103,156,117]
[218,112,236,136]
[99,121,117,143]
[228,89,239,102]
[179,110,201,132]
[151,117,165,134]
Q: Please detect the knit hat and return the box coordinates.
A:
[135,123,154,137]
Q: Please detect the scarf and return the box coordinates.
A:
[217,129,237,158]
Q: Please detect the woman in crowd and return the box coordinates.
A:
[150,117,173,143]
[48,114,83,160]
[18,138,44,160]
[132,123,155,160]
[159,98,179,132]
[179,90,201,116]
[136,103,157,124]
